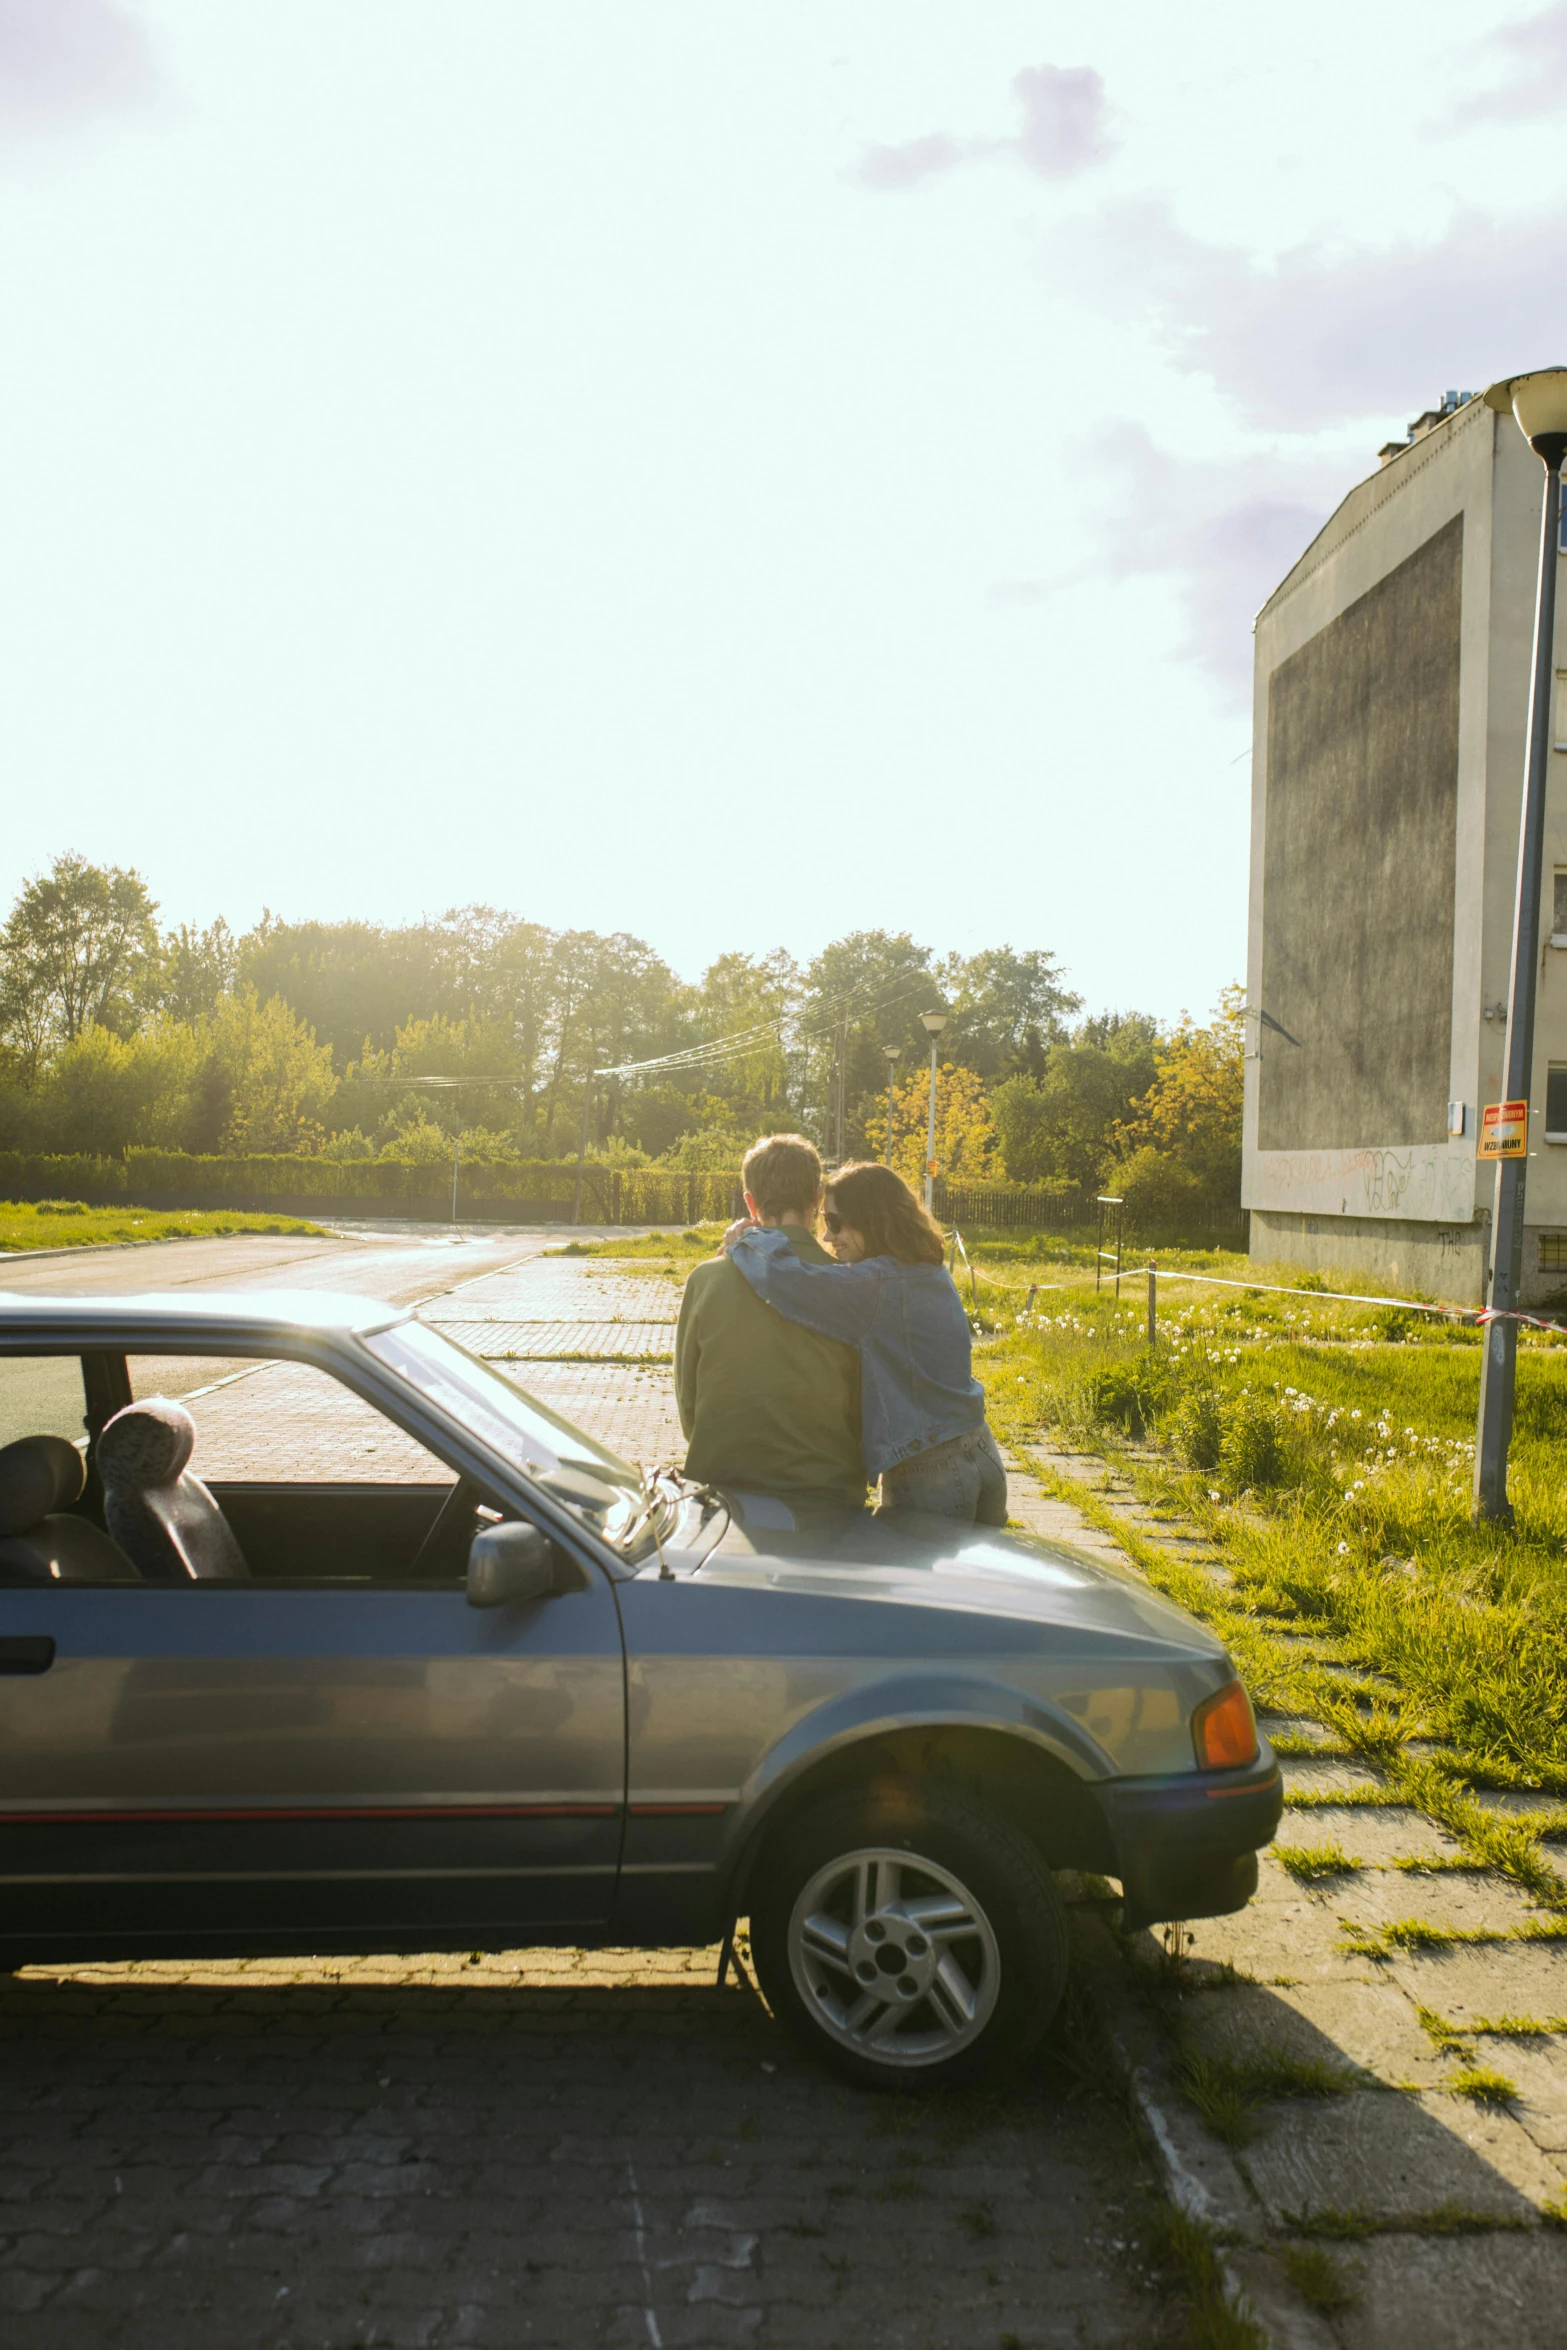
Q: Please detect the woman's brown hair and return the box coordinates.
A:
[823,1162,945,1266]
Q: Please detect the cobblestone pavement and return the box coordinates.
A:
[1016,1437,1567,2348]
[3,1232,1186,2349]
[0,1947,1180,2350]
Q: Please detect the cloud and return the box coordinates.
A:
[1450,2,1567,125]
[0,0,158,135]
[849,63,1112,192]
[1011,65,1113,180]
[999,434,1343,704]
[1056,199,1555,433]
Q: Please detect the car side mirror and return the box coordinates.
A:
[466,1521,559,1608]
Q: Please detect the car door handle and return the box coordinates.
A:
[0,1638,55,1675]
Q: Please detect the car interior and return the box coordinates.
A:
[0,1349,501,1590]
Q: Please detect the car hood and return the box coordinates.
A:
[694,1492,1227,1662]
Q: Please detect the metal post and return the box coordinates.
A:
[1147,1265,1157,1348]
[882,1045,901,1166]
[571,1069,593,1226]
[450,1133,460,1225]
[924,1038,939,1212]
[1475,444,1563,1522]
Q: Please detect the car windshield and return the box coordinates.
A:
[366,1320,648,1550]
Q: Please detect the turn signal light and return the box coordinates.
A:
[1192,1679,1258,1770]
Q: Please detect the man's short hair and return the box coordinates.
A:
[742,1133,822,1220]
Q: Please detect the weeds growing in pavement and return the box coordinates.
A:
[1281,2243,1360,2314]
[1273,1841,1358,1882]
[1148,2204,1263,2349]
[1445,2064,1519,2107]
[1176,2047,1355,2145]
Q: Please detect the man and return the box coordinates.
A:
[675,1133,864,1509]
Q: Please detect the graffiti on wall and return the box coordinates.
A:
[1244,1140,1475,1223]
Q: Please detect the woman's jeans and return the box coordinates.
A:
[878,1423,1008,1526]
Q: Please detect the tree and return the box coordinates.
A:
[0,854,158,1068]
[31,1020,204,1155]
[937,947,1081,1081]
[799,930,938,1156]
[156,920,237,1027]
[866,1063,999,1187]
[1113,986,1244,1207]
[990,1015,1161,1188]
[203,990,339,1153]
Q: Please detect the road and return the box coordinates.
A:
[0,1224,586,1451]
[0,1225,1183,2348]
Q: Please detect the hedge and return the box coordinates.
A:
[0,1150,1245,1239]
[0,1150,743,1225]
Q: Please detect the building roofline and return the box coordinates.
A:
[1254,392,1492,634]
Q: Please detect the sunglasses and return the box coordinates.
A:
[822,1208,845,1234]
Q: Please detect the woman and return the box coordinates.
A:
[724,1160,1008,1525]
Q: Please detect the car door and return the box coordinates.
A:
[0,1350,626,1957]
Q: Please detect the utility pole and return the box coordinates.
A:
[450,1132,460,1224]
[1475,369,1567,1521]
[571,1068,593,1226]
[919,1011,948,1212]
[882,1045,902,1165]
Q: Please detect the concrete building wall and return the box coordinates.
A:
[1244,395,1567,1306]
[1258,517,1462,1152]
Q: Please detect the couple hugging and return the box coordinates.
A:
[673,1132,1008,1525]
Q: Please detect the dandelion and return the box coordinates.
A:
[1337,1541,1350,1555]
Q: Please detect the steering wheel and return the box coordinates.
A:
[407,1476,482,1581]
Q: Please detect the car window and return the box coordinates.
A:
[0,1353,89,1452]
[366,1321,644,1546]
[128,1355,456,1486]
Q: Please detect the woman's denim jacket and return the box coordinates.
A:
[726,1229,984,1477]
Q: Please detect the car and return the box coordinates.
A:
[0,1289,1280,2090]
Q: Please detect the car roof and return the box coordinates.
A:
[0,1290,411,1344]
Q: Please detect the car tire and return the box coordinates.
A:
[749,1783,1068,2092]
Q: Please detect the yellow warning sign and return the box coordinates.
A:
[1478,1100,1528,1159]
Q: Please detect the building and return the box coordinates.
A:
[1243,382,1567,1307]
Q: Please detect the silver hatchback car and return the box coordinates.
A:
[0,1291,1279,2090]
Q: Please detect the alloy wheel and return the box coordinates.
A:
[785,1844,1001,2069]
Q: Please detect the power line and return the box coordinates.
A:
[594,973,941,1081]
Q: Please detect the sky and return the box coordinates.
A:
[3,0,1567,1022]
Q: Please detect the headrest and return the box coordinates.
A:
[0,1436,86,1538]
[98,1398,197,1491]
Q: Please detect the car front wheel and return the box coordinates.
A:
[750,1785,1068,2091]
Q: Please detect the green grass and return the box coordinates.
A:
[1281,2242,1359,2315]
[1274,1840,1359,1882]
[0,1199,326,1251]
[1148,2203,1264,2349]
[973,1249,1567,1905]
[1445,2064,1519,2107]
[547,1225,724,1261]
[1176,2047,1355,2145]
[1283,2203,1530,2239]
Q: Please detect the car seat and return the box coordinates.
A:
[0,1434,140,1584]
[97,1398,250,1583]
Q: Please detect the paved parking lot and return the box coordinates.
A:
[0,1947,1180,2350]
[1,1229,1185,2349]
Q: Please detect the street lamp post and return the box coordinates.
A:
[882,1045,901,1166]
[1474,368,1567,1522]
[919,1012,948,1212]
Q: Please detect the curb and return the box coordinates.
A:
[1070,1910,1337,2350]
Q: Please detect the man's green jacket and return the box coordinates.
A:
[674,1225,865,1508]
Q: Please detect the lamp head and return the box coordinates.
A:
[919,1011,948,1038]
[882,1044,902,1063]
[1485,369,1567,464]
